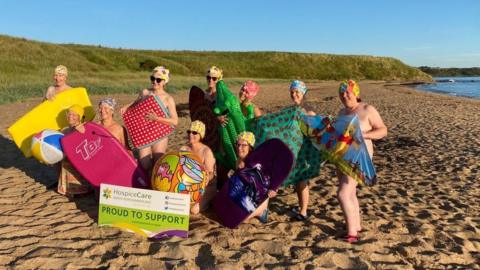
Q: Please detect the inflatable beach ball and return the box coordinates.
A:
[152,151,207,204]
[31,129,64,164]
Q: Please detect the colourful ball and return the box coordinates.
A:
[31,129,64,164]
[151,151,207,204]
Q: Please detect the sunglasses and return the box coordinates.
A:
[150,76,163,83]
[237,143,250,148]
[187,130,199,135]
[206,76,217,82]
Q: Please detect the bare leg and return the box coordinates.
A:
[190,203,200,215]
[351,185,361,232]
[151,138,168,165]
[199,178,218,212]
[245,199,269,222]
[296,181,309,216]
[337,171,360,236]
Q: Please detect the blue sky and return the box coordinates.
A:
[0,0,478,67]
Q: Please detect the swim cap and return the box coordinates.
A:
[339,80,360,97]
[54,65,68,76]
[290,80,307,95]
[206,66,223,80]
[189,120,206,139]
[240,80,260,99]
[152,66,170,83]
[98,98,117,110]
[68,104,84,119]
[237,131,255,147]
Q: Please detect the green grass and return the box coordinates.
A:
[419,66,480,77]
[0,35,432,104]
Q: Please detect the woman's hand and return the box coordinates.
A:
[217,115,228,127]
[267,190,277,198]
[145,111,159,122]
[45,88,55,101]
[120,105,129,116]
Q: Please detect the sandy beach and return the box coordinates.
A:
[0,81,479,269]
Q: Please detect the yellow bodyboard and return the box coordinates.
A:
[7,87,96,157]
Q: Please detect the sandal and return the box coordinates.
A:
[291,213,309,221]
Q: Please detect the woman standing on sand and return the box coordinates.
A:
[289,80,316,221]
[204,66,231,127]
[120,66,179,172]
[204,66,222,105]
[180,120,216,214]
[44,65,72,101]
[336,80,387,243]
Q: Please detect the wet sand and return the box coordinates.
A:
[1,81,479,269]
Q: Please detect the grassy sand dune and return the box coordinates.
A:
[0,35,431,104]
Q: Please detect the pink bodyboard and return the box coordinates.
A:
[61,122,149,189]
[123,95,175,149]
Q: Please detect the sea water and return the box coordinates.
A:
[416,77,480,99]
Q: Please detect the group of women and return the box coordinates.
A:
[44,64,387,243]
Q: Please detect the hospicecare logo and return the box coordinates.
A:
[103,188,112,199]
[113,189,152,200]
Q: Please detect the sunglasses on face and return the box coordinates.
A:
[187,130,199,135]
[150,76,163,83]
[237,143,250,148]
[206,76,217,82]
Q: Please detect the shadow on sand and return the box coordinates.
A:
[0,135,58,188]
[0,135,100,220]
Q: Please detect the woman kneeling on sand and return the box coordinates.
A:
[57,105,91,196]
[229,132,276,223]
[337,80,387,243]
[120,66,178,173]
[180,120,216,214]
[44,65,72,101]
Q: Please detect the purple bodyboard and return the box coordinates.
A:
[61,122,149,190]
[212,138,294,228]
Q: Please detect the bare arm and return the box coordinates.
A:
[179,145,191,151]
[254,106,263,118]
[112,125,126,146]
[44,86,55,101]
[363,105,387,140]
[146,95,178,126]
[204,148,216,182]
[301,107,316,116]
[120,89,148,115]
